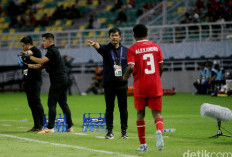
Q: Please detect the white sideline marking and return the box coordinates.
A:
[0,134,138,157]
[0,120,17,122]
[95,136,169,139]
[164,115,199,117]
[95,136,105,139]
[1,124,12,126]
[72,133,88,136]
[127,136,169,139]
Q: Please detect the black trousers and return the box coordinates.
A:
[104,87,128,132]
[24,80,44,129]
[47,75,73,129]
[193,81,201,94]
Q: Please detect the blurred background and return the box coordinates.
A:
[0,0,232,93]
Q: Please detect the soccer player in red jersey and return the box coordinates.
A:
[123,24,164,151]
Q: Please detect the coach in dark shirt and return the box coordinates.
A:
[20,36,44,132]
[88,28,128,139]
[22,33,74,133]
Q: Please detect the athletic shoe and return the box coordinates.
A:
[121,131,128,139]
[37,128,54,134]
[68,127,74,132]
[27,127,38,132]
[105,132,114,139]
[137,144,148,151]
[27,127,43,132]
[81,92,87,96]
[156,130,164,151]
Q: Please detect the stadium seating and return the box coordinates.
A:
[0,0,231,49]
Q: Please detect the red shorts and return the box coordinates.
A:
[134,96,162,111]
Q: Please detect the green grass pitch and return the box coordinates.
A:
[0,93,231,157]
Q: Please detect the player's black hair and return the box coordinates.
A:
[108,28,121,36]
[42,33,54,40]
[206,61,213,66]
[214,64,219,69]
[20,36,33,45]
[133,24,148,38]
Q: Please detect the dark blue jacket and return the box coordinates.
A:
[97,42,128,88]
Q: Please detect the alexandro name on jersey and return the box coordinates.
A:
[135,47,158,54]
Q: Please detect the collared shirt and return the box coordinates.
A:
[97,42,128,88]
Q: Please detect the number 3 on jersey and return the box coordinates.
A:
[143,53,155,74]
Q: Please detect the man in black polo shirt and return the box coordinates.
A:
[20,36,44,132]
[22,33,74,133]
[87,28,128,139]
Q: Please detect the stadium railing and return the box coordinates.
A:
[0,22,232,50]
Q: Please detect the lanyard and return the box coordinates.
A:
[111,47,123,65]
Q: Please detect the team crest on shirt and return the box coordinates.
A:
[135,47,158,54]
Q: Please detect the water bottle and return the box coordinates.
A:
[163,128,176,132]
[57,121,61,132]
[89,125,94,132]
[54,124,57,133]
[83,125,88,132]
[63,122,68,132]
[99,126,104,133]
[94,126,99,132]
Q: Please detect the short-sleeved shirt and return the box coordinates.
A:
[24,46,42,81]
[45,45,66,81]
[204,67,212,79]
[97,43,128,88]
[127,40,163,97]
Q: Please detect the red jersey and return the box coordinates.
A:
[127,40,163,97]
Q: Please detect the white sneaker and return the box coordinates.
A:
[81,92,87,96]
[156,130,164,151]
[137,144,148,151]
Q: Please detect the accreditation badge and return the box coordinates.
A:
[114,65,122,77]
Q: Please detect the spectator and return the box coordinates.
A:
[216,15,225,26]
[87,0,93,5]
[87,15,94,29]
[9,16,18,27]
[111,0,123,12]
[136,8,144,17]
[30,2,40,14]
[0,5,3,15]
[181,12,190,24]
[196,0,204,9]
[192,10,200,23]
[143,2,154,11]
[29,13,37,27]
[40,13,50,27]
[93,16,101,29]
[115,9,127,24]
[70,4,80,19]
[127,0,135,8]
